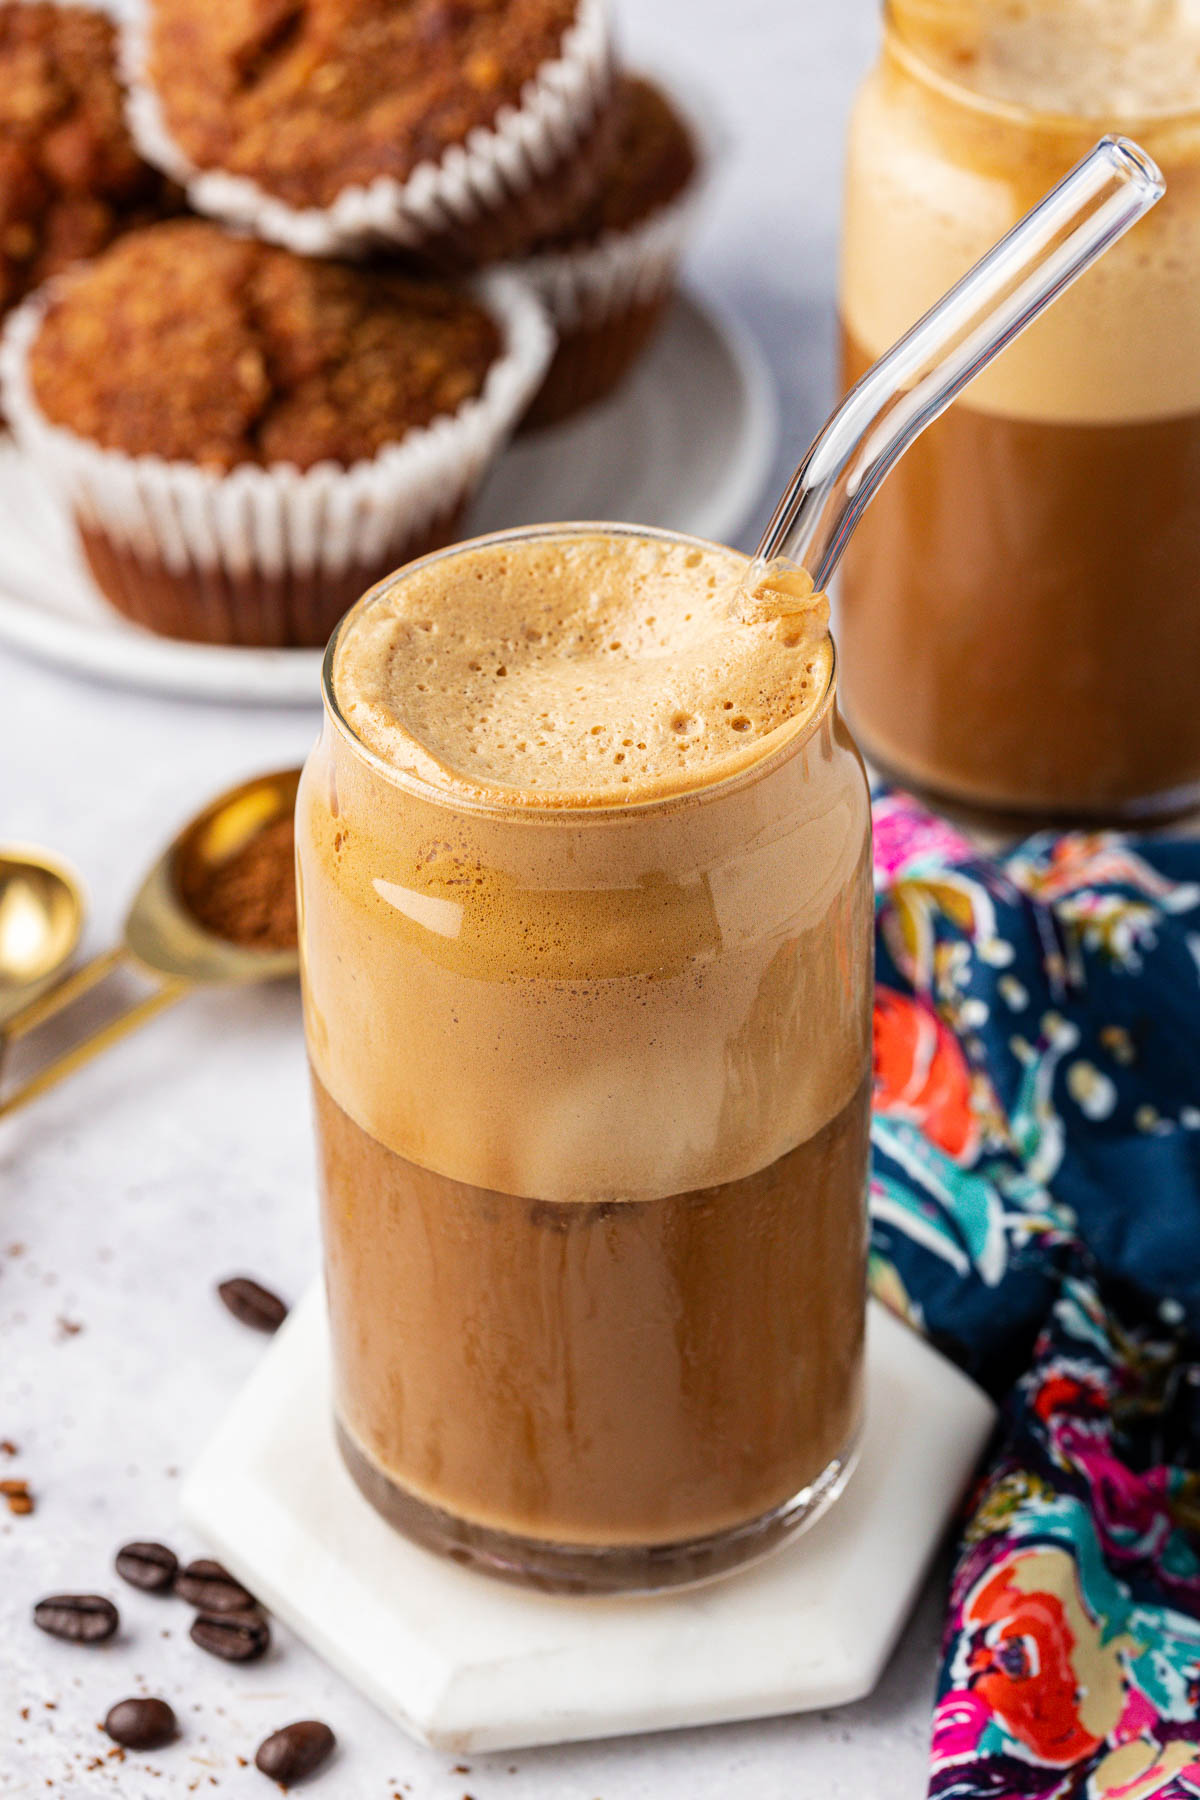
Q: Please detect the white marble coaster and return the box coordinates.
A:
[182,1288,994,1754]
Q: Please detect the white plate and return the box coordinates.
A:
[0,293,777,706]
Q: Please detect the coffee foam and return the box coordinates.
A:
[842,8,1200,423]
[333,533,832,806]
[299,530,871,1203]
[899,0,1200,119]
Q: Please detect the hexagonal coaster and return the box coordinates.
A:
[181,1288,993,1755]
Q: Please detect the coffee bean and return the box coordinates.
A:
[254,1720,335,1784]
[217,1277,288,1333]
[104,1696,177,1750]
[33,1594,118,1644]
[115,1541,178,1593]
[175,1558,256,1612]
[190,1608,270,1663]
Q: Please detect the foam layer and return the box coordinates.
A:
[299,528,871,1202]
[334,533,832,806]
[842,8,1200,423]
[896,0,1200,119]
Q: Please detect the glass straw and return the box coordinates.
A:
[748,136,1164,593]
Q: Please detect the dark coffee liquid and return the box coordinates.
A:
[313,1072,868,1570]
[839,326,1200,820]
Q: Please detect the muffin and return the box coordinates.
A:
[122,0,616,267]
[0,1,177,322]
[0,219,553,647]
[516,74,703,430]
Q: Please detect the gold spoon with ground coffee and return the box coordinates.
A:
[0,767,300,1120]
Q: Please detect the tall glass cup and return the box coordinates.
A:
[839,0,1200,821]
[296,524,873,1594]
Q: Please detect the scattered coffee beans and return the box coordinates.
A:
[175,1558,256,1612]
[254,1719,335,1784]
[115,1541,178,1593]
[217,1277,288,1333]
[33,1594,118,1644]
[190,1609,270,1663]
[104,1696,177,1750]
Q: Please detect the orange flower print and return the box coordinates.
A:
[873,986,980,1162]
[962,1548,1130,1769]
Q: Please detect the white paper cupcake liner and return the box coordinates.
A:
[119,0,615,263]
[516,167,705,336]
[0,268,554,646]
[513,78,711,424]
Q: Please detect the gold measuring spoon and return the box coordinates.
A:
[0,766,301,1120]
[0,847,86,1029]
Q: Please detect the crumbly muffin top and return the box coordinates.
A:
[27,219,502,470]
[536,75,696,250]
[0,2,176,315]
[146,0,582,210]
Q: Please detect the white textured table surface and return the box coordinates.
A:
[0,4,951,1797]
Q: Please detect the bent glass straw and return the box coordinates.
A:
[749,136,1164,591]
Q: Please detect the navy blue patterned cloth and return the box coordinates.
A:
[867,793,1200,1798]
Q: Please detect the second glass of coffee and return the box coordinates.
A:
[840,0,1200,821]
[297,524,873,1592]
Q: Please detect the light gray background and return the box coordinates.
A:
[1,5,948,1796]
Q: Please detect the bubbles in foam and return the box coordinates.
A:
[336,533,833,806]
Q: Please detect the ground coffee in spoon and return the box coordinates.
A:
[178,814,297,951]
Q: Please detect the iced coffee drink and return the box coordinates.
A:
[297,525,872,1592]
[841,0,1200,820]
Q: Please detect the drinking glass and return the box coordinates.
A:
[296,523,873,1594]
[839,0,1200,820]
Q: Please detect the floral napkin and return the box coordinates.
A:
[869,793,1200,1800]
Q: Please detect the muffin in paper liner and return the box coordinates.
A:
[0,269,555,649]
[119,0,617,268]
[514,82,709,430]
[0,0,183,336]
